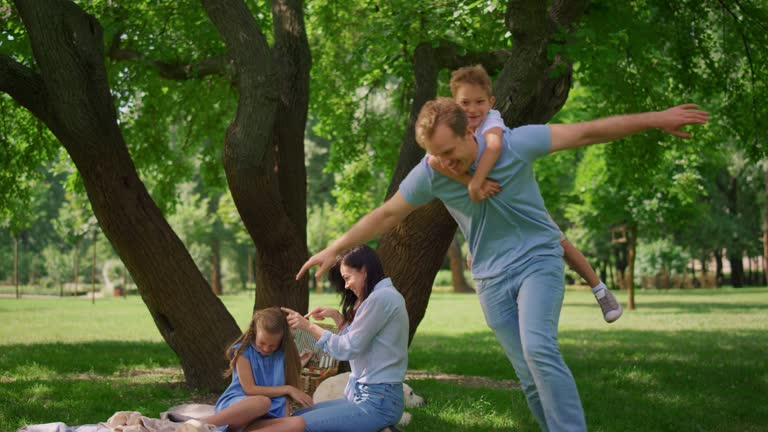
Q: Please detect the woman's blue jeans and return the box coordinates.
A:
[294,381,403,432]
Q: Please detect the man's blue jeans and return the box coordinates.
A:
[476,256,586,431]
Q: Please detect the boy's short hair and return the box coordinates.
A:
[450,65,493,97]
[415,97,468,149]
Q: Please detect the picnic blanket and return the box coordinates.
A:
[18,410,217,432]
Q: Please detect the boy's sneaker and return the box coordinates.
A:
[594,286,623,323]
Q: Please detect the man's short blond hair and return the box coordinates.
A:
[449,65,493,97]
[415,97,468,149]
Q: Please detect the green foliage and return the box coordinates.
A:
[633,237,692,285]
[306,0,508,219]
[306,202,348,255]
[166,183,215,277]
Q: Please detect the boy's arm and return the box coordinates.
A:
[468,127,503,202]
[296,192,416,280]
[428,156,471,185]
[549,104,708,152]
[428,155,502,199]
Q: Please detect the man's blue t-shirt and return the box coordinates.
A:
[399,125,563,280]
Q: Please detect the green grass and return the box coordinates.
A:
[2,287,767,431]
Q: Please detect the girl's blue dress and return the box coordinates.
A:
[214,342,287,425]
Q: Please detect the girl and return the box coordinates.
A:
[203,307,312,432]
[282,245,409,432]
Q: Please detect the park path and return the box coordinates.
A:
[405,370,520,390]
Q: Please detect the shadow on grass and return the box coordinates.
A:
[0,342,196,430]
[409,328,768,432]
[0,375,193,430]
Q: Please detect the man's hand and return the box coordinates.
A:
[296,248,337,281]
[655,104,709,138]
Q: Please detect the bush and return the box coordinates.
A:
[634,238,692,288]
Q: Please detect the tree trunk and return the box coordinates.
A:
[211,237,223,296]
[13,236,19,299]
[614,245,628,290]
[608,253,616,290]
[122,265,128,299]
[247,251,254,286]
[4,0,241,391]
[448,235,474,293]
[379,1,587,342]
[714,249,724,287]
[626,225,637,310]
[73,240,80,296]
[91,230,96,304]
[379,201,458,343]
[764,163,768,285]
[728,252,744,287]
[201,0,311,313]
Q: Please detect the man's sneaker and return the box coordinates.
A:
[594,287,623,323]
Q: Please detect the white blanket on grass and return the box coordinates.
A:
[18,410,217,432]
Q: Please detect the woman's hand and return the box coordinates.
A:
[282,307,311,331]
[287,386,314,408]
[305,307,343,327]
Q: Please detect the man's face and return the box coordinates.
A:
[424,123,476,175]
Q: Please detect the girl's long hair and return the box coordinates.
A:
[223,307,301,388]
[328,245,386,325]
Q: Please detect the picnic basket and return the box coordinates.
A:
[292,322,340,396]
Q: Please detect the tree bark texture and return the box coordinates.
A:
[626,224,637,310]
[764,163,767,285]
[448,235,474,293]
[201,0,311,313]
[5,0,241,391]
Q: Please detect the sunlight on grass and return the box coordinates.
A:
[2,287,767,431]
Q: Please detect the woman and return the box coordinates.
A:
[282,245,409,432]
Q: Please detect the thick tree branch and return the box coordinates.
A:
[0,55,52,124]
[433,39,512,74]
[202,0,309,313]
[550,0,590,29]
[506,0,550,44]
[495,0,588,127]
[271,0,311,244]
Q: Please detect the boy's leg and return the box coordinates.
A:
[561,239,622,322]
[518,257,586,431]
[476,274,548,431]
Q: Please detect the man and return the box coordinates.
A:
[297,98,708,431]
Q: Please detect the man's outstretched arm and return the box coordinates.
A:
[295,191,417,281]
[549,104,709,152]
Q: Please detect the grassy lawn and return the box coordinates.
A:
[2,287,767,431]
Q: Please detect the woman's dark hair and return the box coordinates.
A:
[328,245,386,325]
